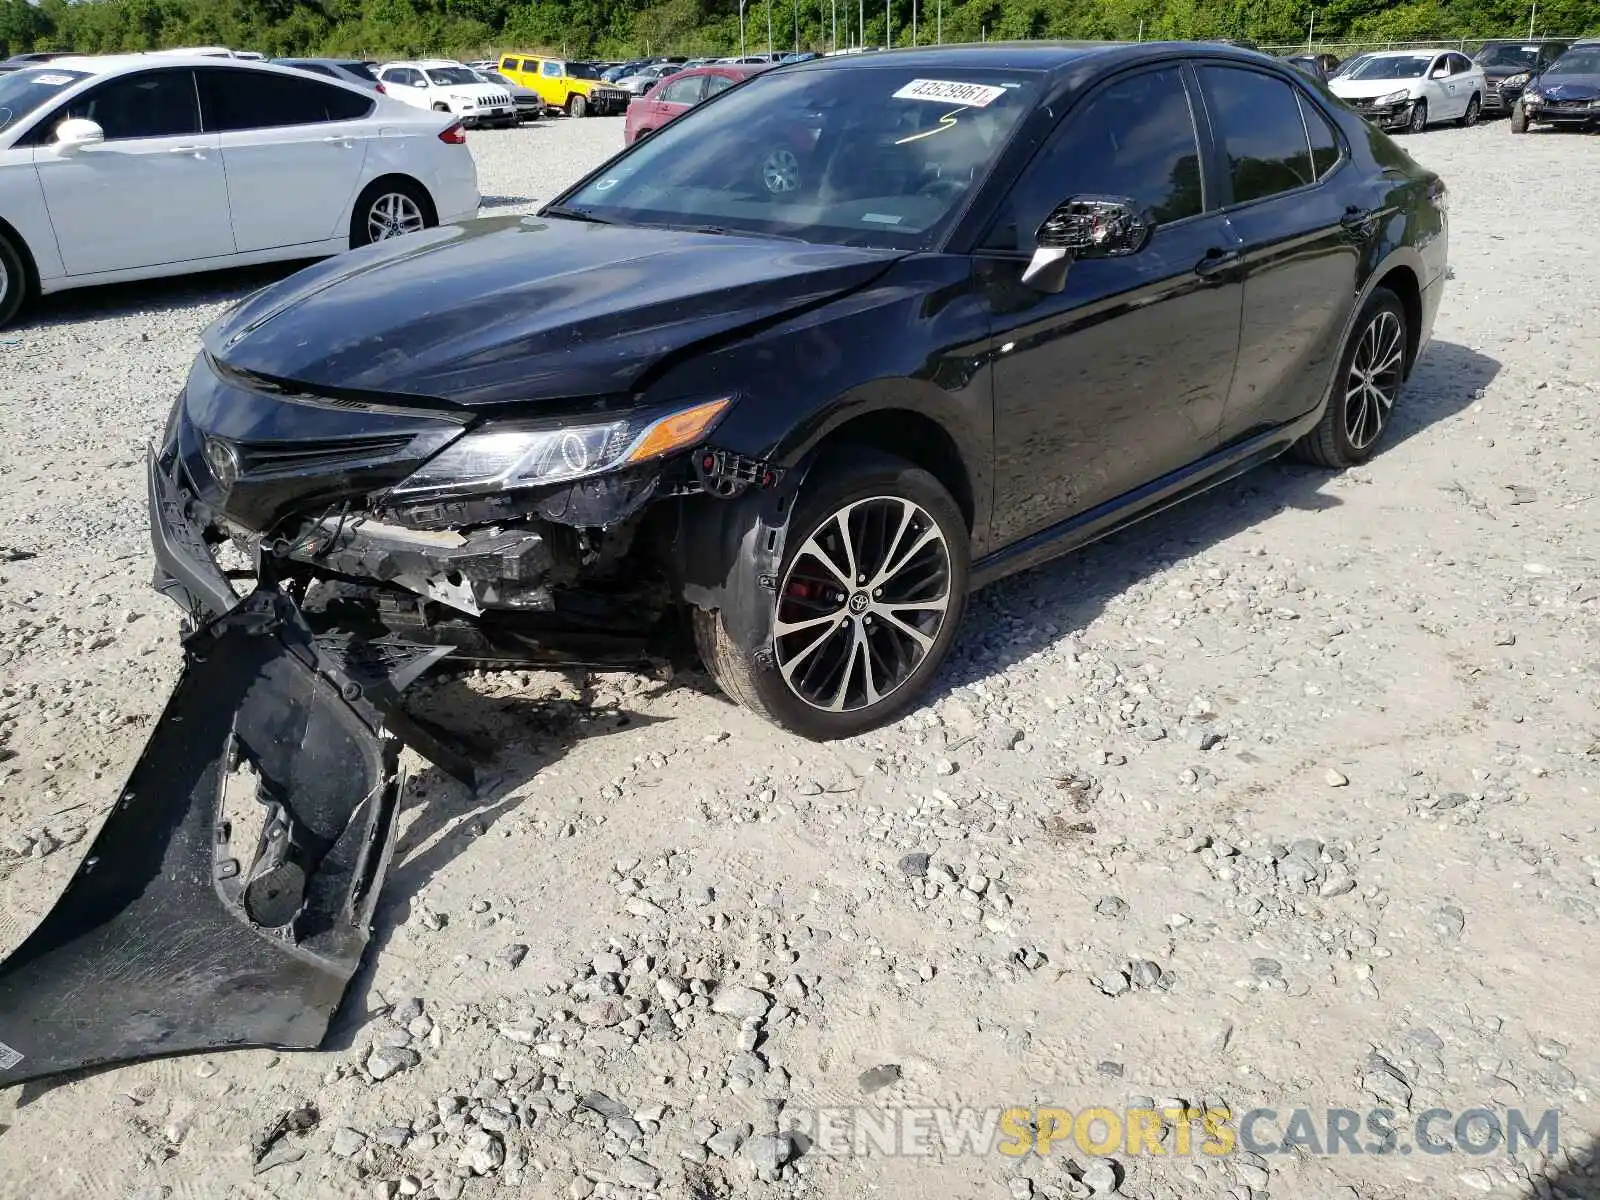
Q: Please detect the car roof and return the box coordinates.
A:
[670,63,767,79]
[39,53,306,76]
[1357,48,1453,58]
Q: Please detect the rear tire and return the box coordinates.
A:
[694,448,970,740]
[1460,94,1480,126]
[0,230,27,329]
[1291,287,1408,469]
[349,178,436,249]
[568,93,587,118]
[1510,103,1529,133]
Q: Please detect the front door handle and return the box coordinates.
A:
[168,145,206,158]
[322,135,354,147]
[1194,247,1240,278]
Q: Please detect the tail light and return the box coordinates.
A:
[439,122,467,145]
[375,81,386,94]
[1427,177,1449,213]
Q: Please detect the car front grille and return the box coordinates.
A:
[235,435,421,479]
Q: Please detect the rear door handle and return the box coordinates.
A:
[168,145,206,157]
[322,135,354,146]
[1194,248,1240,278]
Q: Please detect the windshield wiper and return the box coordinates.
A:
[542,204,617,225]
[652,222,807,242]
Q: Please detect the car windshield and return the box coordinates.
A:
[481,72,514,86]
[1330,54,1369,76]
[1549,46,1600,73]
[1475,44,1538,69]
[1349,55,1434,79]
[426,67,480,85]
[0,67,88,134]
[561,66,1038,250]
[567,62,600,80]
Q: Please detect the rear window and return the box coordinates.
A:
[0,67,90,134]
[339,61,378,82]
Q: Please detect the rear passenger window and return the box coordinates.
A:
[199,67,372,130]
[543,61,562,78]
[703,74,735,97]
[1197,66,1314,204]
[1298,93,1341,178]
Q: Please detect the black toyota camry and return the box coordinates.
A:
[159,41,1448,744]
[0,39,1454,1090]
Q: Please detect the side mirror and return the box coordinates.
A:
[1022,196,1153,293]
[54,118,105,154]
[1430,66,1449,78]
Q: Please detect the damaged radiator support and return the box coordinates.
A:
[0,586,457,1087]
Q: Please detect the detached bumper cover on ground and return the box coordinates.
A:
[0,542,449,1086]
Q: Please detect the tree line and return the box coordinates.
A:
[3,0,1596,64]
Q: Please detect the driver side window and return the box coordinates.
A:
[981,67,1203,253]
[52,69,200,142]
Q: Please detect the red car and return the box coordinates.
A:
[623,63,765,145]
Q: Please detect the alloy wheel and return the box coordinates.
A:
[1464,96,1480,126]
[762,147,801,194]
[367,193,426,243]
[773,496,953,713]
[1344,309,1404,451]
[0,257,9,311]
[1409,100,1427,132]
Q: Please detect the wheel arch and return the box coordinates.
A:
[352,173,438,223]
[792,407,976,535]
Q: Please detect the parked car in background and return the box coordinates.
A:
[1329,48,1485,131]
[623,62,765,144]
[154,43,1446,739]
[0,55,478,327]
[497,54,630,116]
[274,58,385,92]
[780,51,822,64]
[471,68,542,121]
[1285,52,1339,80]
[1513,39,1600,132]
[377,59,516,127]
[617,62,684,96]
[1475,39,1571,114]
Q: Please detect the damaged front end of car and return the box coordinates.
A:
[0,344,799,1088]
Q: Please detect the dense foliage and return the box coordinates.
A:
[3,0,1596,63]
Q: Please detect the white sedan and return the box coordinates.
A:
[0,55,480,327]
[1329,48,1488,133]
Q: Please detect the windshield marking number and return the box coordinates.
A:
[892,79,1006,107]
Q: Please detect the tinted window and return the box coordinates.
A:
[657,75,704,104]
[1298,93,1340,179]
[703,74,736,97]
[200,68,371,130]
[1198,67,1314,204]
[1449,54,1473,74]
[339,61,378,82]
[295,63,336,78]
[59,69,199,140]
[984,67,1201,251]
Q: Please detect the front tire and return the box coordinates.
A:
[1291,287,1408,469]
[694,449,970,740]
[0,230,26,329]
[1460,94,1481,126]
[568,93,587,118]
[1510,103,1529,133]
[349,178,435,249]
[1407,98,1428,132]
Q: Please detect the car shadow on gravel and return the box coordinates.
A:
[1527,1144,1600,1199]
[325,676,667,1045]
[931,339,1501,700]
[21,262,309,329]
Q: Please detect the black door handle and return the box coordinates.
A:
[1194,248,1239,278]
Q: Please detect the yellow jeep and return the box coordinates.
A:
[496,54,630,117]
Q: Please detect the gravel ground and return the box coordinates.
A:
[2,114,1599,1200]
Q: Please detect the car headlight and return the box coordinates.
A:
[1377,89,1412,106]
[388,397,731,501]
[1501,72,1530,88]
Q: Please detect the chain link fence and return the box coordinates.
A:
[1259,36,1585,59]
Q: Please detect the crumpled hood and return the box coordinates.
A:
[1532,74,1600,100]
[206,216,903,407]
[1331,77,1422,100]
